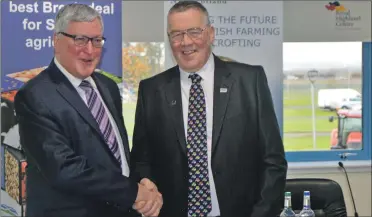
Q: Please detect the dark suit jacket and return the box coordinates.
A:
[14,60,139,217]
[130,55,288,217]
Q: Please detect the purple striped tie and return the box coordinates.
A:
[80,80,121,163]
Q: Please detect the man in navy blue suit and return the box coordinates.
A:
[15,4,162,217]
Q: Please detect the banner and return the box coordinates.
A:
[1,1,122,216]
[164,1,283,125]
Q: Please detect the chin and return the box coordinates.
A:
[182,63,202,72]
[77,66,95,74]
[75,71,93,79]
[84,71,94,77]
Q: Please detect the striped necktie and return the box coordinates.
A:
[79,80,121,163]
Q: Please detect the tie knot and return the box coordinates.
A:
[189,73,202,84]
[80,80,93,89]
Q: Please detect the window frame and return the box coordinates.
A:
[285,42,371,162]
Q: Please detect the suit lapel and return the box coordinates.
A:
[164,68,187,155]
[161,57,235,157]
[56,84,102,136]
[49,62,123,167]
[92,74,131,162]
[49,64,103,139]
[212,56,235,156]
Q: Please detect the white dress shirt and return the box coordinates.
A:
[180,54,221,217]
[54,58,130,177]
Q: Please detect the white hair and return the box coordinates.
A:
[54,3,103,33]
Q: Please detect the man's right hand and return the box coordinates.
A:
[133,180,163,217]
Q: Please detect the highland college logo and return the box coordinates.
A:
[325,1,361,29]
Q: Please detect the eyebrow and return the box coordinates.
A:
[169,27,201,33]
[67,33,104,38]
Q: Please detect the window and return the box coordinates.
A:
[121,41,371,162]
[284,42,371,162]
[121,42,165,147]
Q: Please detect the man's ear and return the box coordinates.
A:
[208,26,215,44]
[53,33,60,52]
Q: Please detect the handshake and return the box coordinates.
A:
[133,178,163,217]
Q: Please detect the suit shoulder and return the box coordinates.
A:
[94,71,118,86]
[14,68,53,111]
[218,60,264,82]
[224,61,264,75]
[139,65,177,87]
[16,68,51,97]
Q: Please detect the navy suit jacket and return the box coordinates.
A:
[14,60,139,217]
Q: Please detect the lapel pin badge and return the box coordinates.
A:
[171,100,177,105]
[220,87,228,93]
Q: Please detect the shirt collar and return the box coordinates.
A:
[179,53,214,82]
[54,57,96,88]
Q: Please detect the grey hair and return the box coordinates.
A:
[54,3,103,33]
[167,1,210,29]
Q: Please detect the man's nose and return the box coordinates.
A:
[181,33,193,45]
[84,40,94,53]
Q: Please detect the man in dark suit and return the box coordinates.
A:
[14,4,161,217]
[130,1,288,217]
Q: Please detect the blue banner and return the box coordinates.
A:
[1,1,122,215]
[1,0,122,93]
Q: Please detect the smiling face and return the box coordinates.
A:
[167,8,215,72]
[54,18,103,79]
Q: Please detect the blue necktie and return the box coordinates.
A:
[187,74,212,217]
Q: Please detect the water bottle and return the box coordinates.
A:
[280,192,296,217]
[299,191,315,217]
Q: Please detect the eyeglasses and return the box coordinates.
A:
[58,32,106,48]
[168,27,208,43]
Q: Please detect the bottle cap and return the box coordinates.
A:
[285,192,291,196]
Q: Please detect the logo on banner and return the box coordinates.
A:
[325,1,361,29]
[325,1,346,12]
